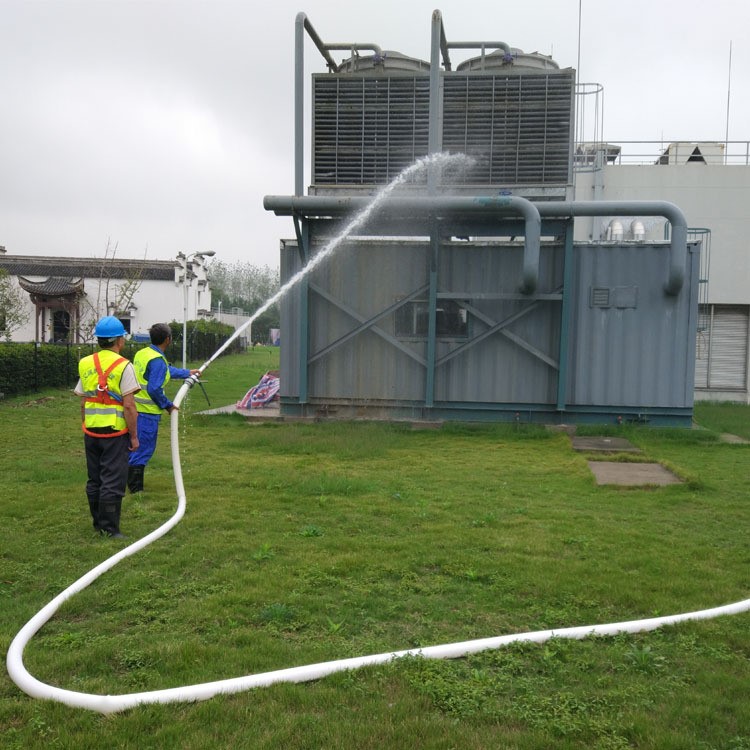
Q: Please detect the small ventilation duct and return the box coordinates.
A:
[606,219,624,241]
[631,219,646,242]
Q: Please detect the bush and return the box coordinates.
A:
[0,322,241,397]
[165,320,243,365]
[0,342,92,396]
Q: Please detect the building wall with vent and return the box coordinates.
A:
[574,164,750,306]
[574,161,750,403]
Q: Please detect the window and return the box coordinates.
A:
[52,310,71,342]
[395,299,468,338]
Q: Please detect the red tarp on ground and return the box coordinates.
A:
[237,370,280,409]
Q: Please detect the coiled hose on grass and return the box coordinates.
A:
[7,372,750,713]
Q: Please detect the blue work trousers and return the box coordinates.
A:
[128,413,161,467]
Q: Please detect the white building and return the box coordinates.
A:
[0,249,212,343]
[572,140,750,403]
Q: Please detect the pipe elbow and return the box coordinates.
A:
[660,203,688,296]
[664,222,687,295]
[510,198,541,295]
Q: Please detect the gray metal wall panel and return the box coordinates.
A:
[287,238,564,405]
[567,242,699,408]
[281,235,698,418]
[307,240,430,401]
[434,243,563,403]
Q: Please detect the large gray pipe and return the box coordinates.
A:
[265,195,688,296]
[536,201,688,295]
[264,194,542,294]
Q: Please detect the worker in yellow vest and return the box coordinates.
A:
[127,323,200,493]
[74,316,139,538]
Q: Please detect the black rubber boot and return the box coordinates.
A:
[128,465,145,494]
[99,497,125,538]
[87,494,100,531]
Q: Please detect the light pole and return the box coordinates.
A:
[176,250,215,368]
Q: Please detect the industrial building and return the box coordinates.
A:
[264,11,718,426]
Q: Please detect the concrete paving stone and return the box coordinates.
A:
[588,461,681,486]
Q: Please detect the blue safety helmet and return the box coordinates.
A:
[94,316,127,338]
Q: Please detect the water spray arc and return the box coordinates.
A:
[6,152,750,714]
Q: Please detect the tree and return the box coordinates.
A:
[0,268,29,341]
[207,260,280,343]
[76,239,146,341]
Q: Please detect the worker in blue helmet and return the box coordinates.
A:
[73,316,140,538]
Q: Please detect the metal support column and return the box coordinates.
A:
[556,221,575,411]
[425,223,440,408]
[298,220,310,405]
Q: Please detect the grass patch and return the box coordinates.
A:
[1,353,750,748]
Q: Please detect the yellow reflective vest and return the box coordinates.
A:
[79,349,129,436]
[133,346,170,415]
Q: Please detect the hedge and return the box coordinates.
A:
[0,322,243,397]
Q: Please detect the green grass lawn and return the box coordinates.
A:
[1,352,749,749]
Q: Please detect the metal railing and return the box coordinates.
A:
[574,140,750,167]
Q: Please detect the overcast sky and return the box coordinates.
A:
[1,0,748,268]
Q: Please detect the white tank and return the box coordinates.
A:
[338,50,430,74]
[607,219,624,241]
[457,48,560,73]
[631,219,646,242]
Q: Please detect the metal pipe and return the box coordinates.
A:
[324,44,383,65]
[535,200,688,295]
[264,194,542,294]
[294,14,385,195]
[428,11,443,167]
[265,196,687,296]
[296,13,338,72]
[294,13,306,196]
[447,41,512,54]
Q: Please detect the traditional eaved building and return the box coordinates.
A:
[0,249,212,343]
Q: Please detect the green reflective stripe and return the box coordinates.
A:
[84,407,123,416]
[134,396,154,405]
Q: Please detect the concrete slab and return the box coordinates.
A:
[720,433,750,444]
[588,461,682,486]
[197,402,281,420]
[572,436,640,453]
